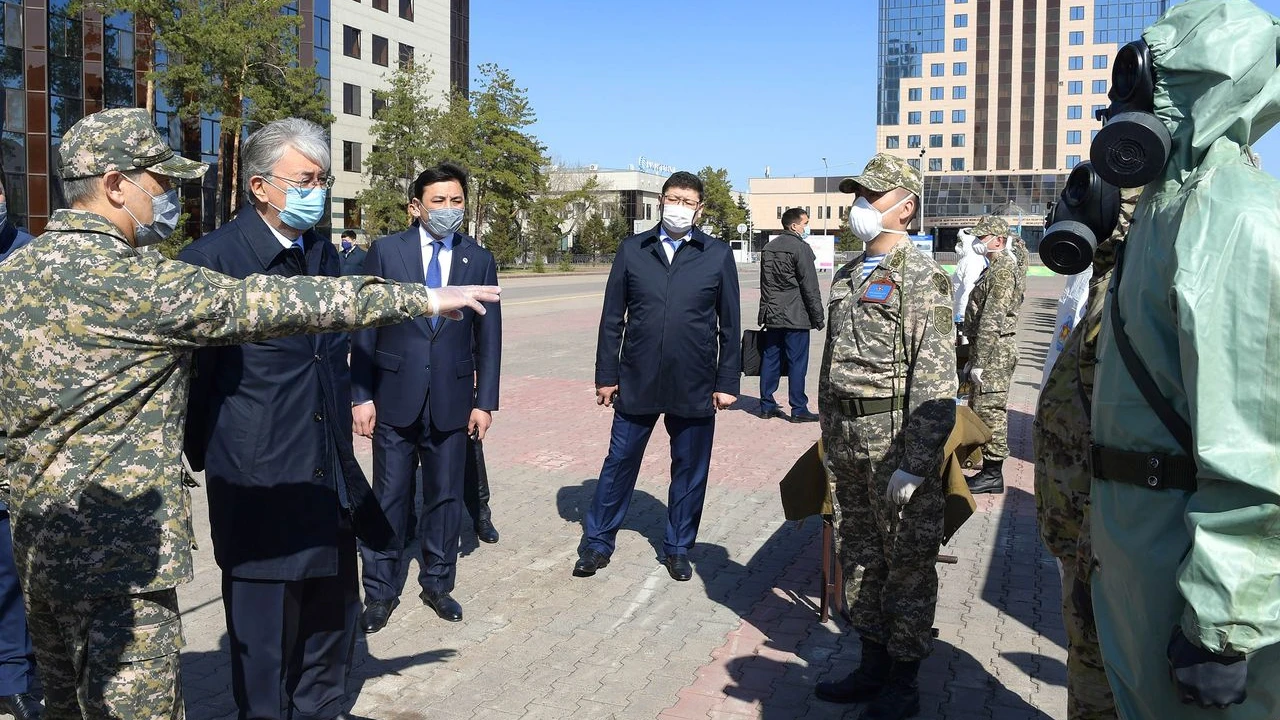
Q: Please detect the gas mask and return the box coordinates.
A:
[1040,162,1121,275]
[1090,39,1171,188]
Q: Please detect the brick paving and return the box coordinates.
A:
[164,268,1070,720]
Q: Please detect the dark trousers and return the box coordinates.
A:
[0,504,36,695]
[223,522,359,720]
[462,435,492,526]
[759,328,811,414]
[361,415,467,601]
[583,411,716,558]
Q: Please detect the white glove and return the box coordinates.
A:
[969,367,984,394]
[427,285,502,321]
[886,468,925,506]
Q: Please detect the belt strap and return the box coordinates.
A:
[1091,444,1197,492]
[838,396,905,418]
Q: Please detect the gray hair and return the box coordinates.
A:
[241,118,331,200]
[62,176,101,206]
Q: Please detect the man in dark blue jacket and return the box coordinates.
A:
[575,171,741,582]
[337,229,366,276]
[180,119,388,720]
[350,162,501,631]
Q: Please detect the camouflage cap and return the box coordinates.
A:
[838,153,922,197]
[58,108,208,181]
[972,215,1011,238]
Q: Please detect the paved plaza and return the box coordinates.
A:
[169,266,1069,720]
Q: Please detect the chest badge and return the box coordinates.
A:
[860,279,897,304]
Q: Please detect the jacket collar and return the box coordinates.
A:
[234,204,319,271]
[44,210,138,258]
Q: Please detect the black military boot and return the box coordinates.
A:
[863,659,921,720]
[814,638,892,704]
[966,458,1004,495]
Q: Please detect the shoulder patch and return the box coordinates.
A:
[934,305,953,336]
[197,266,239,289]
[933,272,951,296]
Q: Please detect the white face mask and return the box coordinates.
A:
[847,195,910,244]
[661,203,695,235]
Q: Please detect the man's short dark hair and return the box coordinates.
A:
[660,171,704,202]
[411,162,469,202]
[781,207,808,228]
[341,229,357,239]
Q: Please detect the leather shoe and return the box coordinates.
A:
[790,409,820,423]
[573,549,610,577]
[663,554,692,581]
[361,598,399,634]
[420,590,463,622]
[475,517,500,544]
[0,693,44,720]
[755,405,789,420]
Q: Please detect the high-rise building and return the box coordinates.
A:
[876,0,1167,249]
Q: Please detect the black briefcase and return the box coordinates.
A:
[741,328,762,376]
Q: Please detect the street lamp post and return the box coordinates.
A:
[821,157,829,236]
[918,148,927,237]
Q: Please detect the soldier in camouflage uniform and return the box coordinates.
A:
[813,154,957,720]
[1032,188,1139,720]
[962,216,1024,495]
[0,108,500,720]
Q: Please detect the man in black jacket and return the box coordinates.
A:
[756,207,824,422]
[337,229,366,276]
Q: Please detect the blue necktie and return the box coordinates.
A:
[426,239,443,329]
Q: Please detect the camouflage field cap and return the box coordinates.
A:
[58,108,208,181]
[838,153,922,197]
[972,215,1011,238]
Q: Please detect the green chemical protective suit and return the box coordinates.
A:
[1090,1,1280,718]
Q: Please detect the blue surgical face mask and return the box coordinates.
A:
[122,176,180,247]
[800,226,811,238]
[341,239,353,251]
[425,207,465,238]
[267,180,328,230]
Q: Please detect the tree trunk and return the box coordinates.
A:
[213,132,226,229]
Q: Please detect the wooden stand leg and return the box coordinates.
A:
[820,516,833,622]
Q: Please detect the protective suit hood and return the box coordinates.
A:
[1146,0,1280,182]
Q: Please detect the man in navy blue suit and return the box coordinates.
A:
[575,171,741,582]
[351,163,501,631]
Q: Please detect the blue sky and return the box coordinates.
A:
[472,0,1280,190]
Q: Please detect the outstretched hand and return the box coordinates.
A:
[432,285,501,321]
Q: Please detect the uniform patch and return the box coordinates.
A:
[860,280,896,304]
[934,305,952,336]
[933,273,951,296]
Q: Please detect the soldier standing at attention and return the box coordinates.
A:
[962,216,1023,495]
[813,153,956,720]
[0,108,498,718]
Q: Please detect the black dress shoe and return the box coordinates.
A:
[790,409,820,423]
[475,517,500,544]
[663,554,692,581]
[420,590,463,622]
[756,406,789,420]
[361,598,399,634]
[0,693,44,720]
[573,549,610,577]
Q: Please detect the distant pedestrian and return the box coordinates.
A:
[755,207,824,423]
[338,229,367,276]
[950,227,985,329]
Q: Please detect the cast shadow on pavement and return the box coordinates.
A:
[555,479,669,561]
[1007,409,1037,463]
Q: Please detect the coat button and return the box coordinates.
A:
[314,468,325,478]
[314,354,321,363]
[314,413,323,422]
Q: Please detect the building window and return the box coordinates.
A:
[398,43,415,69]
[371,91,388,118]
[373,0,388,11]
[1068,56,1083,70]
[930,134,943,148]
[1092,104,1107,118]
[1067,105,1082,119]
[929,158,943,172]
[343,83,361,115]
[930,86,944,101]
[931,63,945,77]
[909,87,922,102]
[645,204,652,220]
[1066,154,1081,167]
[399,0,414,21]
[1067,130,1082,144]
[1094,54,1109,69]
[1069,6,1085,20]
[1068,81,1083,95]
[953,62,967,76]
[342,25,360,58]
[1092,129,1100,141]
[343,141,361,172]
[954,38,967,52]
[776,206,782,219]
[1093,79,1109,94]
[951,158,966,171]
[908,135,921,148]
[952,85,966,99]
[952,109,966,123]
[954,14,968,27]
[930,110,943,124]
[908,159,921,170]
[951,133,965,147]
[372,35,388,66]
[886,135,900,149]
[1069,31,1084,45]
[908,111,922,125]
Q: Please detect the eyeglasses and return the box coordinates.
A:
[661,194,701,208]
[264,173,335,190]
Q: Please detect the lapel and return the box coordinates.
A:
[236,204,296,274]
[394,224,427,285]
[301,229,325,276]
[643,231,669,268]
[450,233,476,286]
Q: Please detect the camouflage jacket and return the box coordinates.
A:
[1011,237,1029,307]
[818,239,957,477]
[964,251,1022,369]
[0,210,440,599]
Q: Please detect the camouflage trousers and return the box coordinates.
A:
[970,336,1018,462]
[825,411,944,661]
[1059,550,1116,720]
[24,588,184,720]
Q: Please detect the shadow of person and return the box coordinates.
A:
[980,486,1067,652]
[555,479,669,560]
[1006,409,1037,463]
